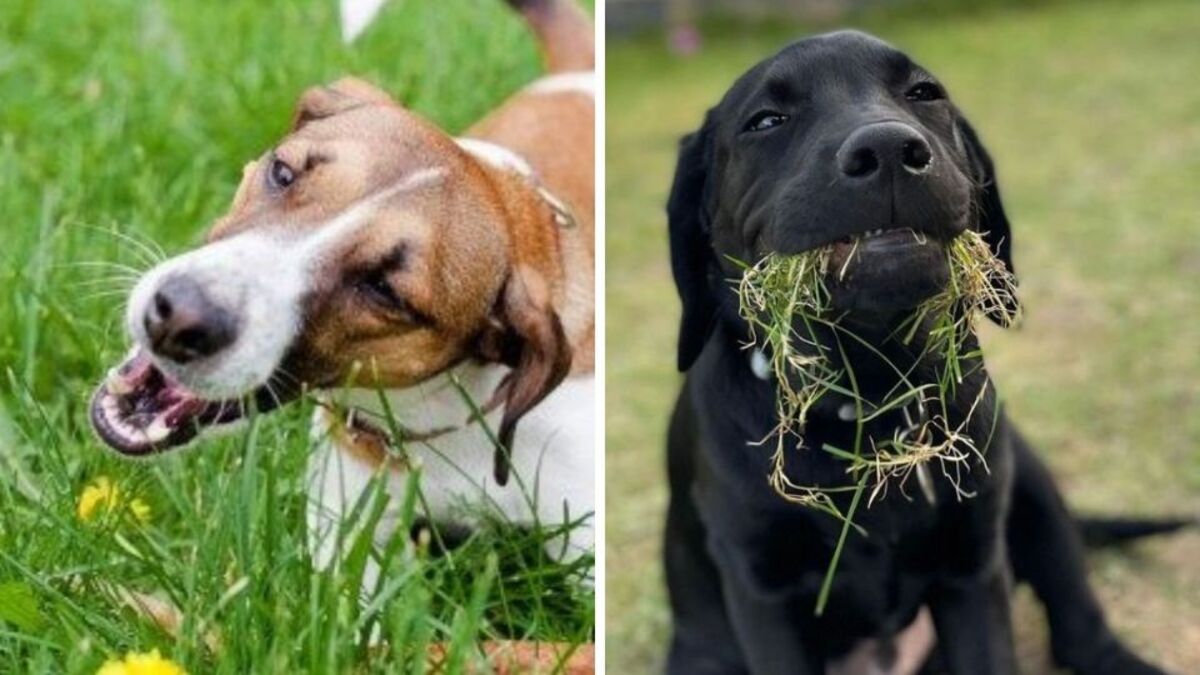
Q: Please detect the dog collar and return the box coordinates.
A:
[456,137,576,229]
[750,346,938,504]
[320,401,462,462]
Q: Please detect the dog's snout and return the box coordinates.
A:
[837,122,933,179]
[144,276,238,364]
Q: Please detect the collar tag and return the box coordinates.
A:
[749,348,771,381]
[536,185,576,228]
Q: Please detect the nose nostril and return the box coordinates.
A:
[173,327,210,359]
[842,147,880,178]
[143,277,238,364]
[153,292,173,321]
[902,139,933,172]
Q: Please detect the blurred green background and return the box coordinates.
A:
[606,0,1200,672]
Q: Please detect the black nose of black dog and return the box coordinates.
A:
[837,122,933,179]
[144,276,238,364]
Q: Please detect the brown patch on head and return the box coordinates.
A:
[206,77,464,243]
[292,182,512,392]
[291,77,396,130]
[167,74,581,478]
[193,77,522,389]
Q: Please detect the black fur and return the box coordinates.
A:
[664,30,1178,675]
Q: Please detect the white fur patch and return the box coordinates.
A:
[454,137,534,177]
[524,71,595,98]
[837,402,857,422]
[308,366,595,570]
[339,0,387,44]
[125,168,446,399]
[750,349,772,381]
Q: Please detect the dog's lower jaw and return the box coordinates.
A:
[826,244,951,324]
[305,363,595,596]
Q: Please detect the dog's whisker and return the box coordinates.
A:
[66,260,149,277]
[262,380,286,414]
[71,278,139,291]
[75,285,137,300]
[76,224,168,267]
[72,271,141,283]
[81,289,138,302]
[268,366,304,394]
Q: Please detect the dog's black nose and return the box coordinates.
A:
[144,276,238,364]
[837,122,933,178]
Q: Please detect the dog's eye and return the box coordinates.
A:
[744,111,790,133]
[267,158,297,190]
[905,82,946,102]
[361,272,402,308]
[358,272,430,325]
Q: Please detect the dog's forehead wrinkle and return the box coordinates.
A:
[296,166,446,259]
[748,49,906,115]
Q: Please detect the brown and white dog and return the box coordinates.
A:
[90,0,594,579]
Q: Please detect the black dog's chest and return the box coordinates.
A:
[697,471,944,652]
[687,331,1001,644]
[696,445,943,594]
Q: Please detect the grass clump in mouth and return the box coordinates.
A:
[733,248,844,515]
[734,229,1020,612]
[734,249,838,438]
[901,229,1022,387]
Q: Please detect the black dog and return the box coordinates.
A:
[665,31,1187,675]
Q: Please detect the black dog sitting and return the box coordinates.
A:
[664,30,1186,675]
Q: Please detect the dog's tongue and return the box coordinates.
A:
[90,350,241,456]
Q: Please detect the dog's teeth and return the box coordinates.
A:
[101,396,157,445]
[144,418,171,443]
[106,367,133,395]
[106,406,139,440]
[124,421,144,439]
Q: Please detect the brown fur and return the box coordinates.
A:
[505,0,594,73]
[469,90,596,373]
[198,2,593,466]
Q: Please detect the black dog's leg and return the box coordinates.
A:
[1007,431,1165,675]
[664,487,750,674]
[927,562,1017,675]
[665,391,748,674]
[708,541,824,675]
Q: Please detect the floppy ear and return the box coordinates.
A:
[291,77,395,130]
[476,267,573,486]
[668,114,719,371]
[957,116,1020,323]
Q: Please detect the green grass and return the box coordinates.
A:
[0,0,592,672]
[607,1,1200,672]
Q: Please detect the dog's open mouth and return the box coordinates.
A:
[90,350,280,456]
[827,226,937,268]
[837,226,932,247]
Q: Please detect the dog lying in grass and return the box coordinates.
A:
[88,0,594,663]
[664,30,1190,675]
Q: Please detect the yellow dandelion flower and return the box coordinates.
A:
[77,476,151,523]
[96,649,186,675]
[128,498,152,523]
[78,476,116,521]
